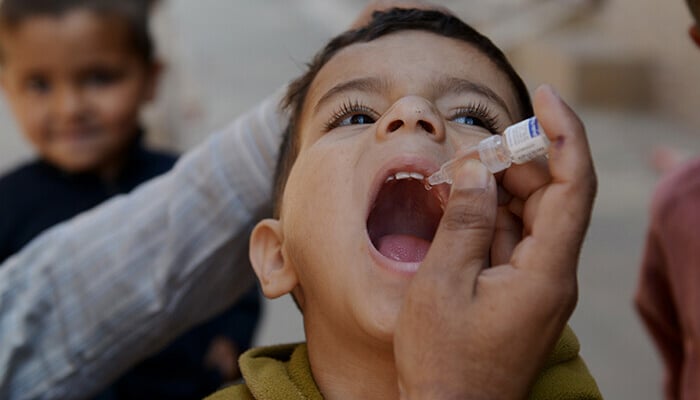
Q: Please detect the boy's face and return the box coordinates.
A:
[257,31,521,344]
[0,10,157,174]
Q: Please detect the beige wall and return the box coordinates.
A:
[600,0,700,126]
[508,0,700,129]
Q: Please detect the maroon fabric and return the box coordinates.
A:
[636,157,700,400]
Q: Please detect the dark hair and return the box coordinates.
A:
[0,0,159,63]
[272,8,533,217]
[689,0,700,24]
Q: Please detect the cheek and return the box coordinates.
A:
[281,146,357,258]
[12,97,49,143]
[284,154,345,233]
[89,80,147,130]
[285,143,355,213]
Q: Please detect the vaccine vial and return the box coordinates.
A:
[427,117,549,186]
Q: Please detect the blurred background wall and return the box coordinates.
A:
[1,1,699,398]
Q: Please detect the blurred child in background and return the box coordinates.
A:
[635,1,700,398]
[0,0,260,398]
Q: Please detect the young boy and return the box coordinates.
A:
[0,0,260,398]
[208,8,601,400]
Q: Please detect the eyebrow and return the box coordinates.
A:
[433,76,514,119]
[313,77,389,113]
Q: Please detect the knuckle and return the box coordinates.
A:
[587,170,598,201]
[551,278,578,305]
[575,163,597,195]
[572,114,586,135]
[531,277,578,321]
[442,201,493,232]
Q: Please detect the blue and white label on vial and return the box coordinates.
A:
[505,117,550,164]
[528,117,541,138]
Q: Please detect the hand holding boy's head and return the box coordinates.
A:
[0,0,160,177]
[251,9,533,346]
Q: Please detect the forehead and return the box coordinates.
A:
[1,10,135,67]
[305,30,521,120]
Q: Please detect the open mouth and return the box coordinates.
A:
[367,171,445,264]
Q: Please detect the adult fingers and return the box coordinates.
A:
[501,156,550,201]
[421,159,497,289]
[491,206,521,266]
[512,85,597,277]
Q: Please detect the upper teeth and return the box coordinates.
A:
[385,171,425,182]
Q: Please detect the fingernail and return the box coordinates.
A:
[453,159,489,189]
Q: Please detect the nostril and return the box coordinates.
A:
[418,120,435,134]
[387,120,403,132]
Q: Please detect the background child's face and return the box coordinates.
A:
[0,10,158,174]
[276,31,522,345]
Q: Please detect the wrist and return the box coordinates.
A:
[398,375,528,400]
[399,387,505,400]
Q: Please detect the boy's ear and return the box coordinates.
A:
[249,218,298,299]
[690,24,700,48]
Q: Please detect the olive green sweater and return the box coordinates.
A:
[207,325,601,400]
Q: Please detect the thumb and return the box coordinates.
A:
[422,159,497,286]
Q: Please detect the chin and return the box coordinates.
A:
[365,308,400,345]
[48,155,104,174]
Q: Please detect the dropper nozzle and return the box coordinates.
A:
[426,144,480,186]
[426,117,549,187]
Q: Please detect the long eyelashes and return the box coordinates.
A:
[323,99,378,132]
[449,102,500,135]
[323,99,501,134]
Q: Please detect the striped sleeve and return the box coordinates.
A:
[0,89,287,400]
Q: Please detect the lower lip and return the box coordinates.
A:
[55,127,100,139]
[57,129,104,143]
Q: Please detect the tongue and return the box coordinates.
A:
[377,234,430,263]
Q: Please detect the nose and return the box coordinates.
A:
[52,85,86,122]
[376,96,445,141]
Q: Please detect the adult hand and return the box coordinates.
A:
[394,85,597,399]
[349,0,452,29]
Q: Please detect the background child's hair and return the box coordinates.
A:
[688,0,700,23]
[272,8,534,218]
[0,0,160,64]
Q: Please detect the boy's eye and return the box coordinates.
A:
[82,69,122,87]
[338,113,376,127]
[449,105,499,134]
[451,115,487,128]
[25,76,50,94]
[325,101,379,131]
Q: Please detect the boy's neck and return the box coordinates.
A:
[95,152,129,183]
[94,128,144,183]
[305,322,401,400]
